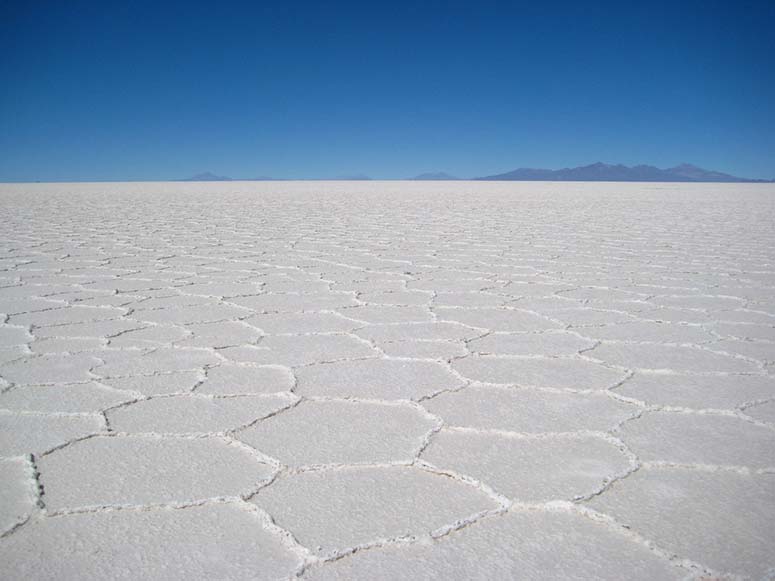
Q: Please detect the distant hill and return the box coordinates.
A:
[412,172,459,180]
[476,163,771,183]
[666,164,753,182]
[182,172,232,181]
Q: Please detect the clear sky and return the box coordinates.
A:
[1,0,774,181]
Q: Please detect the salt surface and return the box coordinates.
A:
[1,181,774,579]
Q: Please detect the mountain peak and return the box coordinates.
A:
[182,172,232,181]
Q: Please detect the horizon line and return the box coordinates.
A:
[3,161,774,184]
[3,179,775,185]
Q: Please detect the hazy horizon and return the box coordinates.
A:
[1,160,773,184]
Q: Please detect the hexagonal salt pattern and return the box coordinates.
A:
[421,429,633,501]
[2,181,775,579]
[422,385,636,432]
[303,509,684,580]
[237,400,436,466]
[38,436,275,511]
[452,356,626,389]
[1,353,102,385]
[0,504,301,580]
[107,394,295,434]
[296,358,463,399]
[588,342,759,373]
[0,411,103,456]
[586,467,775,579]
[619,411,775,470]
[467,330,596,356]
[613,372,775,410]
[196,364,294,395]
[0,382,133,413]
[252,465,498,556]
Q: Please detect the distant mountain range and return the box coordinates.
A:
[181,164,772,183]
[475,163,771,182]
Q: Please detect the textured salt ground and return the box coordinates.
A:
[1,181,774,580]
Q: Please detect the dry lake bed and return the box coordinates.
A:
[1,181,774,580]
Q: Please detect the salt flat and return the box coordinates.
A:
[1,181,774,580]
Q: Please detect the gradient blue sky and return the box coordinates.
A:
[1,0,774,181]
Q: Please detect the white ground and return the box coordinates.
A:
[0,181,774,580]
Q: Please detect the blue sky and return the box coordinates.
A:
[1,0,774,181]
